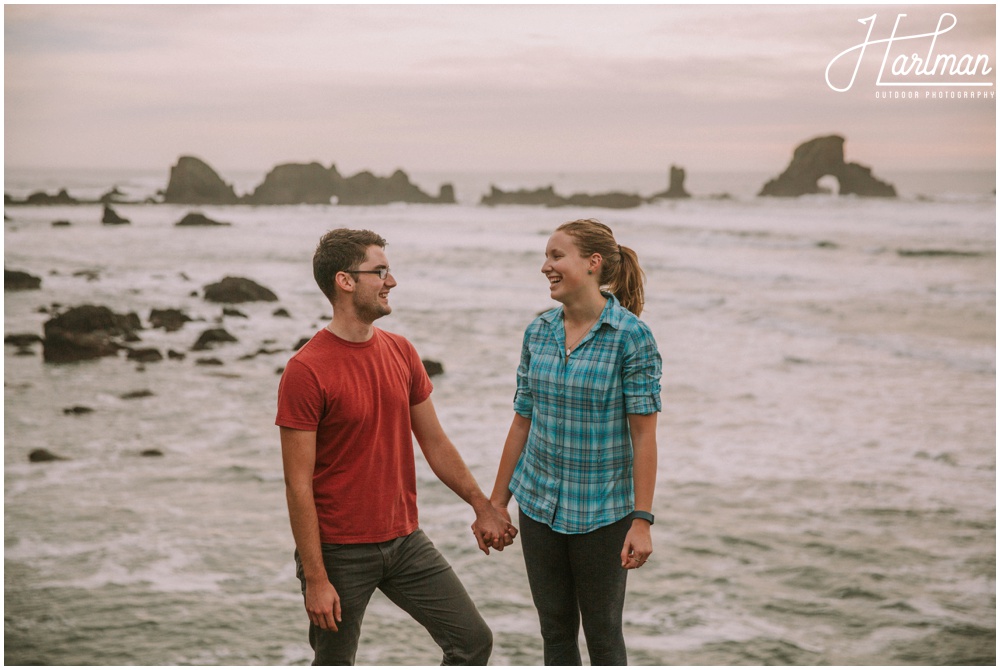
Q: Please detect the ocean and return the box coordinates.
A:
[4,167,996,665]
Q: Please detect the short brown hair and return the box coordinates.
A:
[313,228,387,301]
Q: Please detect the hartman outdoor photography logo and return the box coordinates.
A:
[826,11,995,100]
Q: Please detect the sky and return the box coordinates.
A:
[4,3,996,175]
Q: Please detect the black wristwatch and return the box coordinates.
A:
[631,510,654,525]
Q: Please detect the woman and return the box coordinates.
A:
[490,218,662,665]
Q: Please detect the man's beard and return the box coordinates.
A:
[353,290,390,323]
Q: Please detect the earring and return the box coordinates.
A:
[587,270,593,275]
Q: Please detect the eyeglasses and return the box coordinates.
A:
[348,268,390,280]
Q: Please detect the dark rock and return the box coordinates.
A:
[102,205,130,225]
[422,359,445,377]
[481,185,563,207]
[651,165,692,200]
[22,189,79,206]
[127,347,164,363]
[337,168,453,206]
[245,162,454,206]
[72,269,100,282]
[99,187,126,204]
[838,162,897,197]
[195,357,225,366]
[140,449,164,457]
[273,307,291,318]
[175,211,231,227]
[42,305,141,363]
[246,162,339,205]
[52,220,72,227]
[167,349,187,360]
[480,185,642,209]
[120,389,155,400]
[163,156,239,205]
[239,346,285,360]
[896,249,985,258]
[192,327,238,351]
[15,347,35,357]
[6,269,42,291]
[149,308,192,332]
[562,192,644,209]
[294,337,311,350]
[63,406,94,415]
[5,333,43,347]
[759,135,896,198]
[438,184,456,203]
[203,276,278,303]
[29,448,68,462]
[223,307,248,318]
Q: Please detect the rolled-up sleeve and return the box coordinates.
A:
[622,323,662,415]
[513,328,534,417]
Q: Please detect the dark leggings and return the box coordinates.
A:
[518,510,631,665]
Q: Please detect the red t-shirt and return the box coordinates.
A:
[275,327,433,544]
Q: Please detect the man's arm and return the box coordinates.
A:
[410,397,516,553]
[280,427,342,630]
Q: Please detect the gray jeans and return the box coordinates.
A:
[294,529,492,666]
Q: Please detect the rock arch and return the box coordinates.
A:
[759,135,896,197]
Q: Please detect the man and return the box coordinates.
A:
[276,228,515,665]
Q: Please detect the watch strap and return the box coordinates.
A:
[631,510,654,525]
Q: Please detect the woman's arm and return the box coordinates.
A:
[489,413,532,520]
[621,412,658,569]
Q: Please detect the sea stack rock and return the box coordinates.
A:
[438,184,456,203]
[480,185,564,207]
[652,165,692,199]
[759,135,896,198]
[243,162,454,206]
[164,156,240,205]
[22,189,80,206]
[246,162,339,205]
[102,205,130,225]
[99,187,126,204]
[563,192,644,209]
[336,168,448,205]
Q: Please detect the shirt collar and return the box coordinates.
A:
[540,292,627,330]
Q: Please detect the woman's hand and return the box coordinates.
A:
[620,519,653,569]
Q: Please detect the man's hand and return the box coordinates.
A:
[305,578,342,631]
[620,520,653,570]
[471,502,518,555]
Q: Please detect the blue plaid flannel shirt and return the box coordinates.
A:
[510,293,662,534]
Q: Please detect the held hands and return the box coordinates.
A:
[471,502,518,555]
[621,519,653,569]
